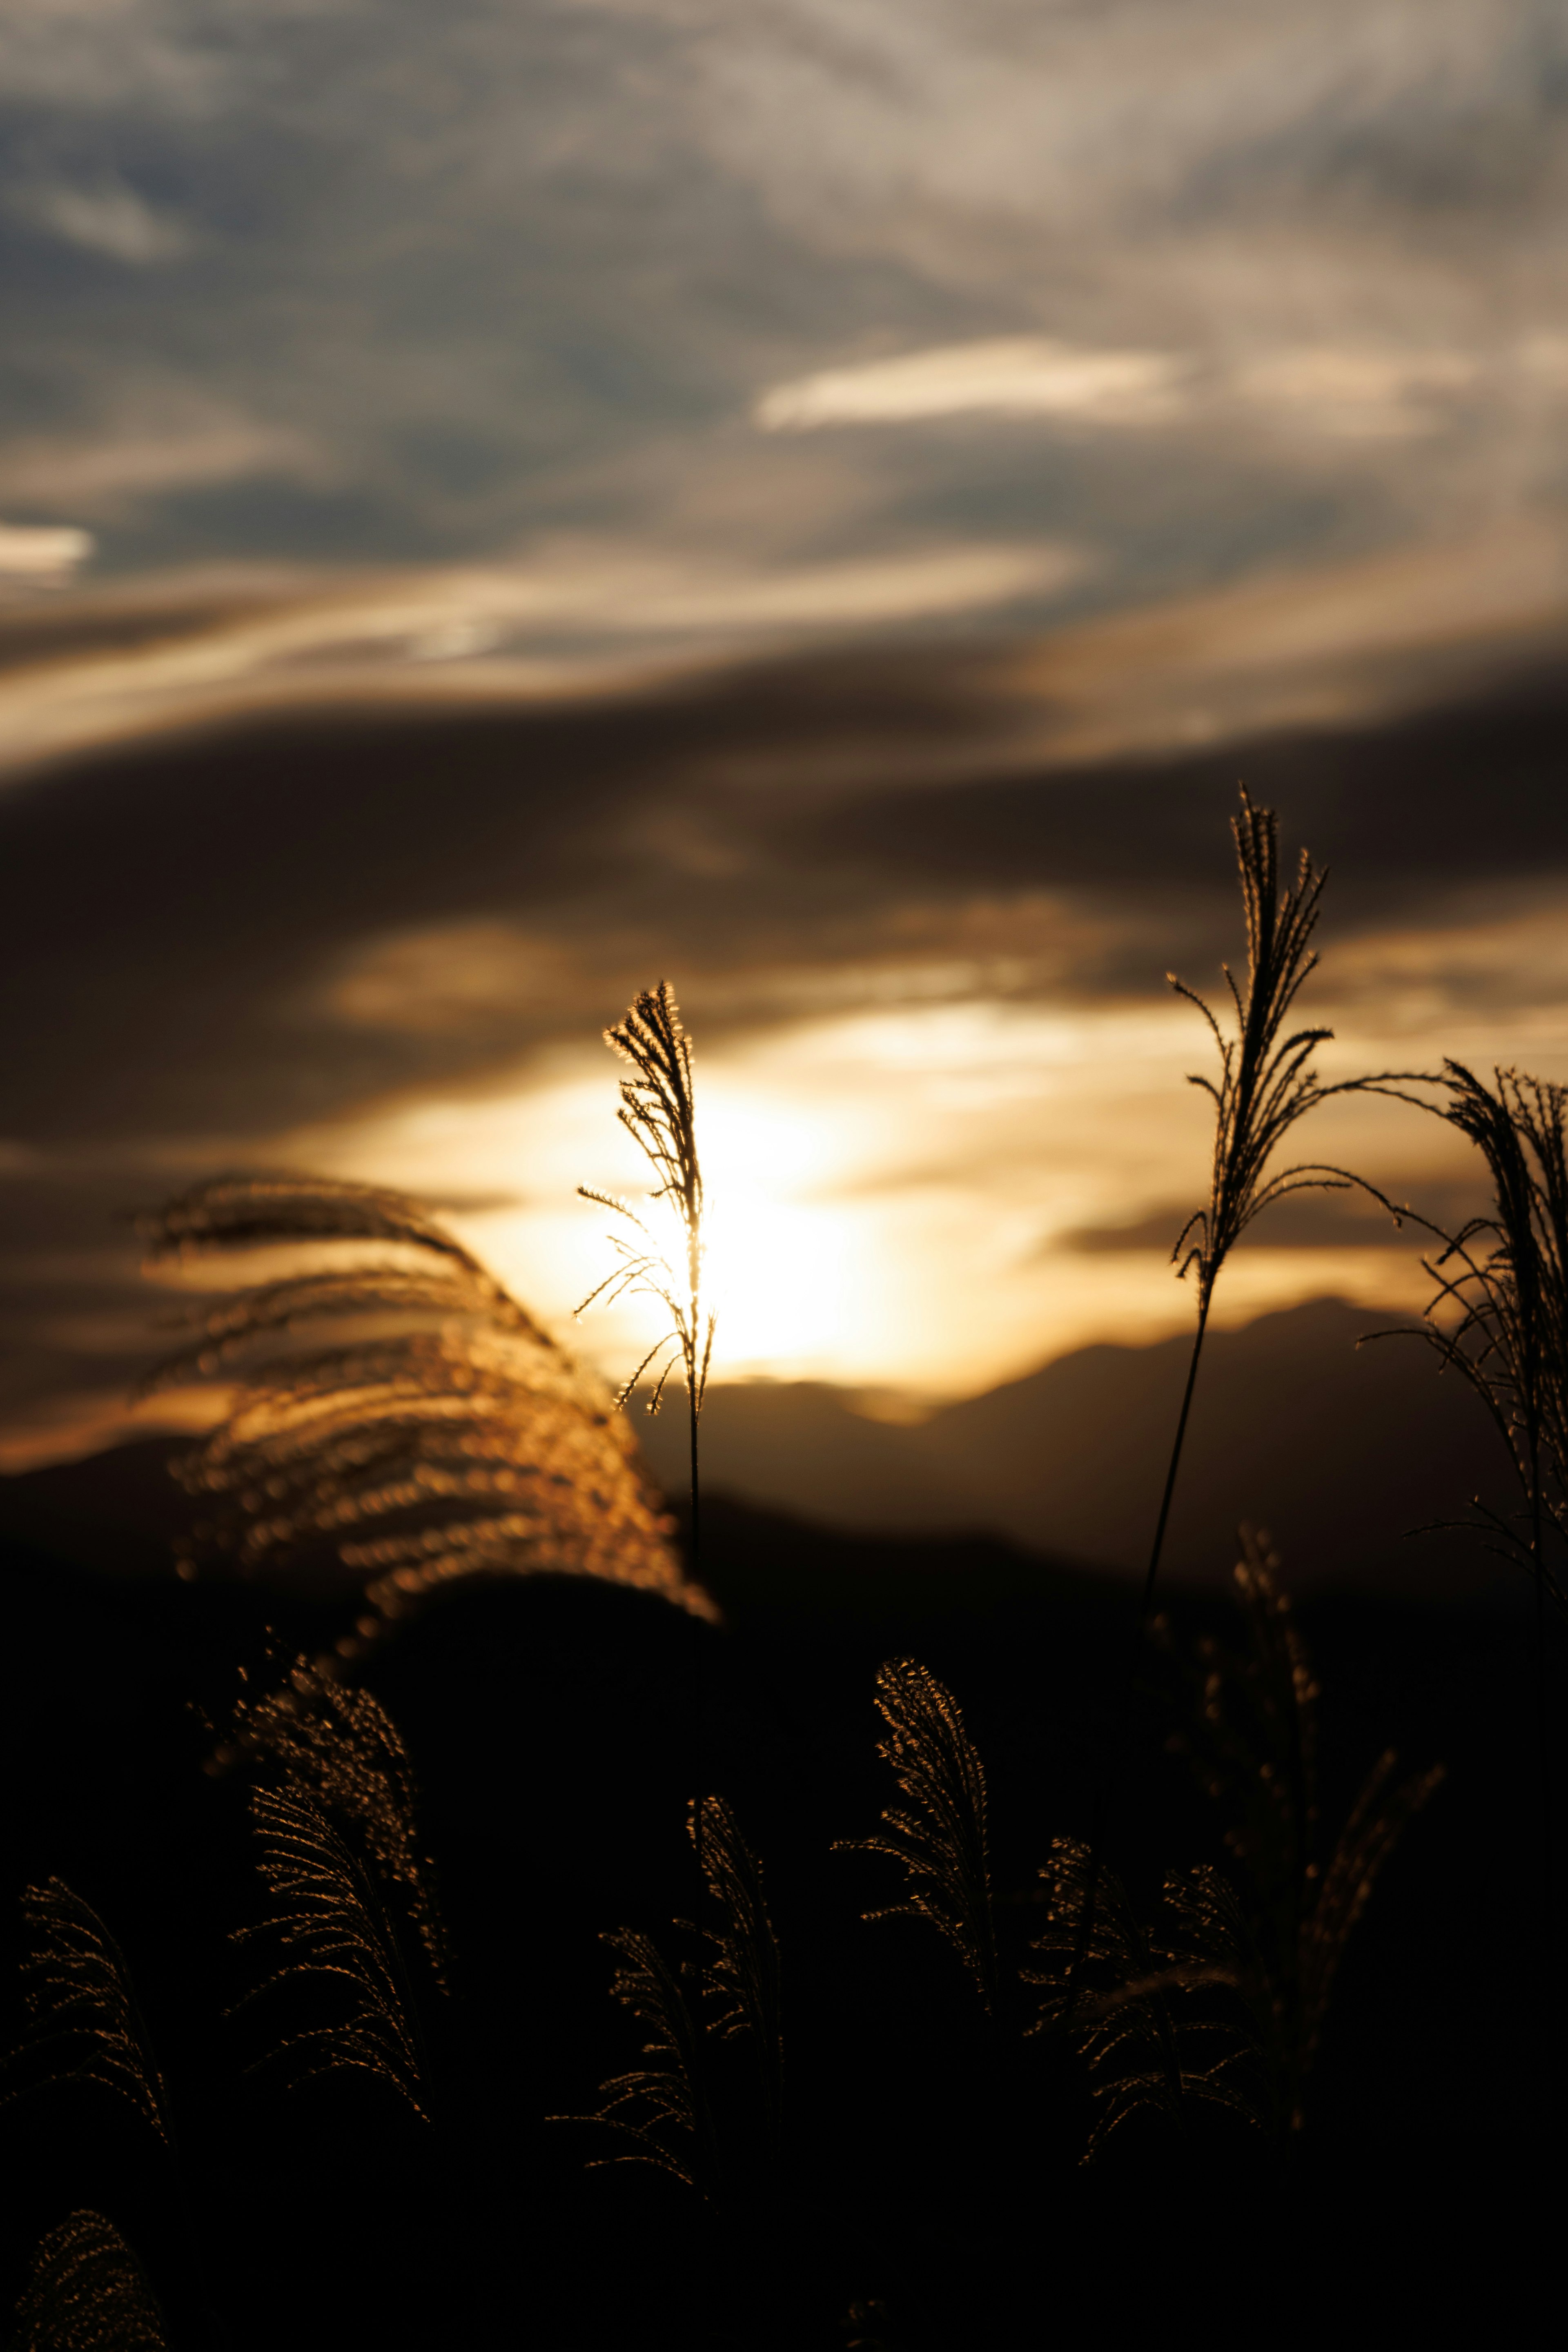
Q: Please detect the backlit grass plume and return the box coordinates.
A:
[1150,787,1370,1619]
[1026,1842,1257,2158]
[8,1882,171,2147]
[567,1794,781,2190]
[1156,1531,1444,2133]
[138,1173,710,1648]
[577,982,715,1569]
[1365,1064,1568,1975]
[838,1658,999,2016]
[232,1783,430,2119]
[1370,1066,1568,1607]
[9,2211,167,2352]
[573,1927,708,2187]
[212,1657,448,1990]
[691,1793,784,2153]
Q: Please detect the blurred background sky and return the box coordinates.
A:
[2,0,1568,1465]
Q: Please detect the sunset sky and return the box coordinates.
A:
[2,0,1566,1461]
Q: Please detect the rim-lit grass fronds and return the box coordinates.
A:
[1371,1065,1568,1605]
[1025,1842,1256,2158]
[10,2211,167,2352]
[577,982,714,1571]
[1148,786,1371,1619]
[1158,1532,1444,2131]
[233,1783,429,2119]
[8,1882,171,2146]
[837,1659,998,2015]
[571,1929,708,2187]
[690,1793,783,2151]
[139,1173,710,1640]
[565,1795,781,2190]
[213,1658,448,1990]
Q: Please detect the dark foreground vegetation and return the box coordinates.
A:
[2,790,1565,2345]
[0,1476,1559,2349]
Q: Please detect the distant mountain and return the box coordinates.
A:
[639,1297,1517,1599]
[0,1297,1520,1605]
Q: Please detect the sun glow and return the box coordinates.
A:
[277,990,1476,1406]
[688,1097,857,1375]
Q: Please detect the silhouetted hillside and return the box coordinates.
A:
[639,1297,1515,1599]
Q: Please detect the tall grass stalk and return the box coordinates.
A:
[578,981,715,1580]
[837,1658,1000,2018]
[1365,1063,1568,1983]
[1068,787,1375,2014]
[1147,785,1365,1623]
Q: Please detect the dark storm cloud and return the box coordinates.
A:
[4,625,1568,1154]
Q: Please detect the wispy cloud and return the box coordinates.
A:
[0,523,94,586]
[0,412,325,516]
[0,538,1085,773]
[11,176,195,263]
[756,340,1189,431]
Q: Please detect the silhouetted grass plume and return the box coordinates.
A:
[8,1883,171,2149]
[1155,1531,1444,2133]
[568,1795,781,2193]
[211,1656,448,1987]
[8,2211,167,2352]
[138,1173,710,1659]
[577,981,715,1572]
[1371,1066,1568,1607]
[837,1658,1000,2018]
[232,1782,432,2119]
[1152,786,1372,1618]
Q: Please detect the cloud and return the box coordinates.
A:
[11,176,194,262]
[0,0,1564,593]
[0,414,325,515]
[756,339,1189,431]
[0,522,94,585]
[1057,1188,1479,1254]
[1232,344,1482,441]
[0,537,1086,774]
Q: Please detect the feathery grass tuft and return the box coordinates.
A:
[690,1793,783,2147]
[8,1882,171,2146]
[566,1793,781,2190]
[1025,1842,1258,2158]
[213,1658,448,1989]
[837,1658,999,2015]
[574,1928,707,2187]
[9,2211,167,2352]
[232,1782,430,2119]
[139,1172,711,1644]
[1149,786,1372,1617]
[577,981,714,1569]
[1156,1530,1444,2131]
[1368,1065,1568,1605]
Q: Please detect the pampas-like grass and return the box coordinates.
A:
[211,1655,448,1991]
[573,1927,708,2187]
[9,2211,167,2352]
[577,981,715,1571]
[690,1793,783,2153]
[8,1882,171,2147]
[1368,1065,1568,1604]
[1025,1841,1258,2158]
[1150,786,1372,1619]
[138,1173,713,1664]
[837,1658,999,2016]
[231,1783,431,2119]
[566,1794,780,2191]
[1156,1531,1444,2132]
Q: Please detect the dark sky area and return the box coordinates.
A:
[1,0,1565,1452]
